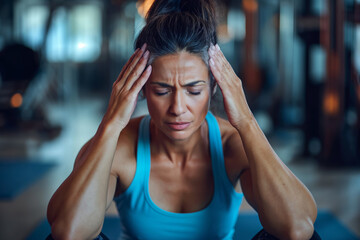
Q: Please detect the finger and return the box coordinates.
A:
[113,48,140,88]
[209,57,225,87]
[213,44,234,76]
[209,44,231,74]
[210,45,239,87]
[124,50,150,90]
[130,65,152,94]
[113,43,147,88]
[121,43,147,86]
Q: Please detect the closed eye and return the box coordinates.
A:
[187,87,203,95]
[155,92,169,96]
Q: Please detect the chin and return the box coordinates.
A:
[160,122,202,142]
[161,128,192,141]
[167,132,193,142]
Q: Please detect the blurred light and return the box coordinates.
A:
[310,46,326,83]
[69,5,102,62]
[77,42,87,49]
[217,24,233,44]
[137,0,154,18]
[311,0,326,15]
[46,7,67,61]
[254,111,273,135]
[346,110,357,126]
[309,138,321,155]
[227,9,245,41]
[46,5,102,62]
[17,5,49,49]
[242,0,258,13]
[10,93,23,108]
[354,26,360,74]
[323,91,340,115]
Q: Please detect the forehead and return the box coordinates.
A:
[149,51,209,84]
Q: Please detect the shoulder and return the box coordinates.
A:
[117,116,144,150]
[214,116,238,142]
[213,115,240,152]
[214,115,249,180]
[111,115,145,176]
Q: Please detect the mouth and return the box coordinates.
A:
[166,122,191,131]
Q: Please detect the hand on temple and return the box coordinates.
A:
[102,43,152,131]
[208,44,254,131]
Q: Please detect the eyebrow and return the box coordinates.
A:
[149,80,206,88]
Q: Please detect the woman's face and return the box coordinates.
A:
[144,51,210,141]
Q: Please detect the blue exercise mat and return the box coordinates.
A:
[0,160,56,199]
[27,211,359,240]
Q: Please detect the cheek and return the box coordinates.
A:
[187,93,211,114]
[146,94,168,117]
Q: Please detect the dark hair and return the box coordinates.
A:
[135,0,218,90]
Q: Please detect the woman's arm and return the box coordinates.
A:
[47,44,152,240]
[47,125,119,240]
[209,44,317,240]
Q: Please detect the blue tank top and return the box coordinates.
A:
[114,112,243,240]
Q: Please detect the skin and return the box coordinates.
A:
[47,44,317,240]
[143,52,215,213]
[208,44,317,239]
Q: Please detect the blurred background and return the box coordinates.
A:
[0,0,359,239]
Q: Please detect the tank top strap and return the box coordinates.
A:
[137,115,152,186]
[113,115,151,200]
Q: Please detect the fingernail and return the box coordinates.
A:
[209,58,215,65]
[141,43,147,51]
[143,50,150,58]
[147,65,152,72]
[215,44,220,50]
[209,46,215,54]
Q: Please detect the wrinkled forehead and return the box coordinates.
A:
[149,52,210,85]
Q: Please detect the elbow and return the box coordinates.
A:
[49,219,73,240]
[49,218,102,240]
[284,219,315,240]
[284,195,318,240]
[49,218,85,240]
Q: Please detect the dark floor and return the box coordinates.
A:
[0,96,359,240]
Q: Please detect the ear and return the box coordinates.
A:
[212,83,217,96]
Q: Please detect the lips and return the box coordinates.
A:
[166,122,191,131]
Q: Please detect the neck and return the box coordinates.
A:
[150,120,208,166]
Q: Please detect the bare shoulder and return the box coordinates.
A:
[111,116,145,191]
[115,116,143,154]
[215,116,238,141]
[112,115,144,166]
[214,115,249,181]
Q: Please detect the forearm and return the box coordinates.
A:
[208,43,317,239]
[47,123,121,239]
[237,119,317,239]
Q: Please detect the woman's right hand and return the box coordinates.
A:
[102,43,152,130]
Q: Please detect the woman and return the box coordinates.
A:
[47,0,319,239]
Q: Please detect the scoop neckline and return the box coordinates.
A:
[144,116,217,217]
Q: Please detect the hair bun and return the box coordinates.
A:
[146,0,217,28]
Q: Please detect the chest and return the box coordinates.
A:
[148,156,214,213]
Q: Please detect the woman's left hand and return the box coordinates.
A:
[208,44,254,130]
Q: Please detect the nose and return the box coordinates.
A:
[169,90,186,116]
